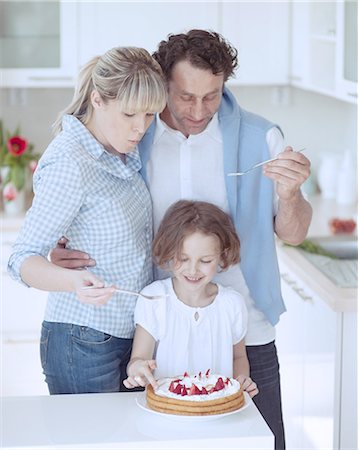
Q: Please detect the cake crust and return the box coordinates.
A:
[146,372,245,416]
[147,384,245,415]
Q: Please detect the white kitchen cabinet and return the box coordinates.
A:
[290,1,357,104]
[277,263,337,450]
[0,0,78,88]
[78,1,220,68]
[1,339,48,396]
[221,1,289,85]
[78,1,290,85]
[2,1,289,88]
[275,271,305,448]
[339,311,358,450]
[276,256,357,450]
[1,229,48,396]
[1,232,47,336]
[335,0,358,101]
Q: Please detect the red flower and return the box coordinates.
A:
[3,183,17,201]
[7,136,28,156]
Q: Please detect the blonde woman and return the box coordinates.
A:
[8,47,167,394]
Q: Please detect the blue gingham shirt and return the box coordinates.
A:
[8,115,153,338]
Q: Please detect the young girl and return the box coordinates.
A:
[124,200,258,397]
[7,47,167,395]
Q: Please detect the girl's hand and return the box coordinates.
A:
[123,359,157,389]
[236,374,259,398]
[73,272,115,306]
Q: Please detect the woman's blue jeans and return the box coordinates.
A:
[246,341,286,450]
[40,321,133,394]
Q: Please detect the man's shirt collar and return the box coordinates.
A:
[153,112,222,144]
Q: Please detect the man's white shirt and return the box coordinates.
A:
[147,113,284,345]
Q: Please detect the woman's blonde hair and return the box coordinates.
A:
[53,47,167,134]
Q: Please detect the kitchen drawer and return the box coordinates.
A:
[2,232,47,336]
[1,339,48,396]
[2,273,47,336]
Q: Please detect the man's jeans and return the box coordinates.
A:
[40,321,132,394]
[246,341,286,450]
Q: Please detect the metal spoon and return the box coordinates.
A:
[81,286,163,300]
[227,148,306,177]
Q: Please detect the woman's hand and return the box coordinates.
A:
[123,359,157,389]
[236,374,259,398]
[73,272,115,306]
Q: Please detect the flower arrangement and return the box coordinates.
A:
[0,120,40,203]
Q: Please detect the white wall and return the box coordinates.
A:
[1,88,73,153]
[230,85,357,170]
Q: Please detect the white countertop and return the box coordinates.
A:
[1,392,273,449]
[303,195,357,237]
[277,194,357,312]
[277,243,356,312]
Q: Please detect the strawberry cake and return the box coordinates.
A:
[146,370,245,416]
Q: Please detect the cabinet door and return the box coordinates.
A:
[290,1,310,88]
[276,259,339,450]
[335,0,358,102]
[0,1,78,87]
[290,1,357,104]
[1,231,48,396]
[2,232,47,337]
[78,1,220,67]
[276,271,305,450]
[300,288,340,450]
[339,311,358,450]
[1,341,48,396]
[221,1,289,85]
[2,273,47,337]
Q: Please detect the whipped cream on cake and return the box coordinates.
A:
[155,370,241,401]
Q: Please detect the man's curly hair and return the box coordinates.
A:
[152,29,238,82]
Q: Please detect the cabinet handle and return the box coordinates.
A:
[292,285,303,294]
[289,76,302,81]
[280,272,313,302]
[281,273,296,285]
[28,76,74,81]
[4,338,39,344]
[292,285,313,302]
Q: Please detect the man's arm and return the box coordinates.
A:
[264,146,313,245]
[274,191,312,244]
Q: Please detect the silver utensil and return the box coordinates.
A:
[81,286,163,300]
[227,148,306,177]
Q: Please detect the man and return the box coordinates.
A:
[51,30,312,449]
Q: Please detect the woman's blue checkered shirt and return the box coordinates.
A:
[8,115,153,338]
